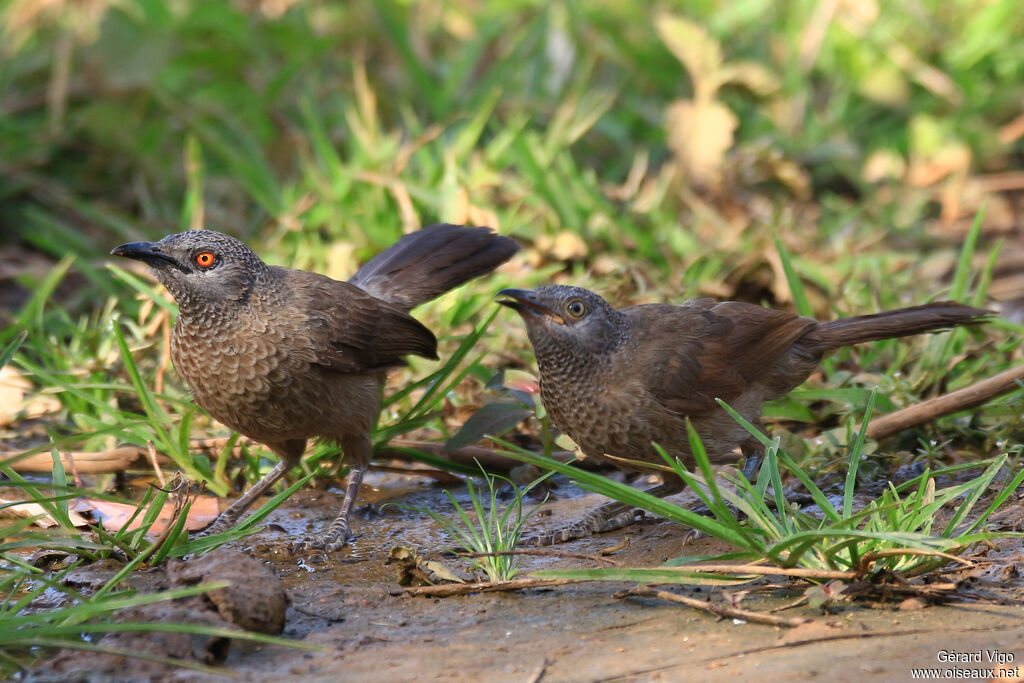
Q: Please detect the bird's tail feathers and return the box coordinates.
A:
[348,224,518,311]
[805,301,993,351]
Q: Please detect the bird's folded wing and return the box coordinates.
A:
[280,267,439,373]
[625,301,816,416]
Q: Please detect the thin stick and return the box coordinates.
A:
[62,449,83,488]
[145,440,166,488]
[526,657,548,683]
[866,363,1024,440]
[458,549,622,567]
[647,564,858,580]
[403,577,575,597]
[617,585,810,627]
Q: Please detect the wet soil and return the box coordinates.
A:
[30,470,1024,681]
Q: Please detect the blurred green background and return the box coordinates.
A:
[2,0,1021,305]
[2,0,1023,466]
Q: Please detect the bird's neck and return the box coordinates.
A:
[532,330,629,386]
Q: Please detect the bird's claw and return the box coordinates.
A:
[681,528,704,545]
[293,530,350,554]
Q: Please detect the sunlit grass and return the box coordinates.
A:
[496,393,1024,584]
[392,466,550,583]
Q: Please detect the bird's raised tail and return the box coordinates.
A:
[804,301,994,352]
[348,224,519,312]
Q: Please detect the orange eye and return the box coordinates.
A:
[195,252,215,267]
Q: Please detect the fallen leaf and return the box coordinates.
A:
[83,496,220,533]
[535,230,588,262]
[862,149,907,183]
[719,61,781,96]
[0,365,28,426]
[656,12,722,100]
[1,447,143,474]
[0,497,89,528]
[898,596,928,611]
[666,98,738,187]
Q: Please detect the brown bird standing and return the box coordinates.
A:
[498,285,992,545]
[112,224,518,551]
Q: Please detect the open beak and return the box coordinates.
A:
[496,289,565,324]
[110,242,180,270]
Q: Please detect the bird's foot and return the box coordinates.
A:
[294,526,351,554]
[522,508,645,546]
[741,452,763,481]
[681,528,704,545]
[194,515,235,540]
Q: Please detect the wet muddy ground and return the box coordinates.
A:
[29,469,1024,682]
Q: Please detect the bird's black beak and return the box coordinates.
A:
[110,242,179,269]
[497,289,565,324]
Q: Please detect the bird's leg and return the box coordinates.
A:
[740,420,766,482]
[741,443,762,481]
[523,480,684,547]
[297,463,364,552]
[298,436,370,552]
[198,459,292,537]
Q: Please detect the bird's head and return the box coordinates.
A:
[111,230,269,315]
[497,285,628,363]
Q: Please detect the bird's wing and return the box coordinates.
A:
[279,267,439,373]
[624,301,817,416]
[348,224,518,312]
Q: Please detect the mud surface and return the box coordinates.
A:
[30,470,1024,681]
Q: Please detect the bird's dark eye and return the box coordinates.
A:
[194,251,216,268]
[565,299,587,319]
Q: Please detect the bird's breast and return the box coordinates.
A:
[171,308,314,431]
[539,363,656,463]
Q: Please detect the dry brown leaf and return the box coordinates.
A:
[325,241,357,282]
[0,365,29,426]
[84,496,220,533]
[898,596,929,610]
[666,98,738,187]
[862,149,907,183]
[535,230,588,262]
[655,12,722,100]
[466,204,499,231]
[907,143,971,187]
[719,61,781,96]
[0,497,89,528]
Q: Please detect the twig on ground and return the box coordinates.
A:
[616,585,811,627]
[145,440,166,487]
[526,657,548,683]
[866,364,1024,440]
[458,548,623,567]
[651,564,858,580]
[402,577,575,597]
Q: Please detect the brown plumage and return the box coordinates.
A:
[498,285,993,544]
[112,224,518,551]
